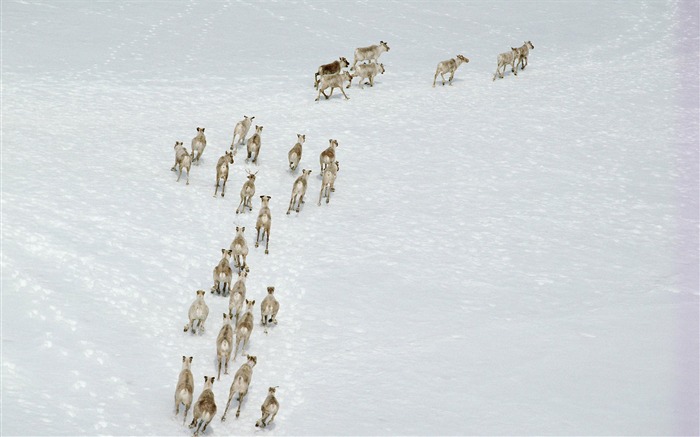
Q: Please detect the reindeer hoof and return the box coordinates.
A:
[265,250,269,255]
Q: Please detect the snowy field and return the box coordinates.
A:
[2,0,699,435]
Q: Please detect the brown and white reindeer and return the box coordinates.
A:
[216,312,234,380]
[432,55,469,87]
[184,290,209,334]
[189,376,216,436]
[288,134,305,171]
[236,170,258,214]
[319,139,339,173]
[255,387,279,428]
[171,141,192,185]
[246,125,264,164]
[174,356,194,425]
[315,71,353,101]
[493,47,519,81]
[351,41,390,70]
[228,267,249,323]
[318,161,339,206]
[211,249,233,296]
[221,355,257,421]
[255,195,272,254]
[231,115,255,149]
[260,286,279,333]
[229,226,249,270]
[191,127,207,164]
[514,41,535,71]
[214,150,235,197]
[314,57,349,88]
[233,299,255,362]
[286,169,312,214]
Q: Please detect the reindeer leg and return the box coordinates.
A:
[318,187,324,206]
[236,391,246,418]
[217,357,222,380]
[265,229,270,255]
[297,194,304,212]
[221,392,234,422]
[255,226,260,248]
[183,404,190,425]
[221,178,227,197]
[448,71,455,85]
[185,168,190,185]
[214,179,220,197]
[340,87,349,100]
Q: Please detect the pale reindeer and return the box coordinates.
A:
[231,115,255,149]
[315,71,353,101]
[174,356,194,425]
[211,249,233,296]
[236,170,258,214]
[314,57,349,88]
[255,387,279,428]
[189,376,216,437]
[261,286,279,333]
[432,54,469,87]
[286,169,312,214]
[515,41,534,71]
[229,226,249,270]
[228,267,249,323]
[351,40,390,70]
[352,62,385,89]
[184,290,209,334]
[171,141,192,185]
[288,134,305,171]
[319,139,339,173]
[214,150,235,197]
[493,47,519,81]
[191,127,207,164]
[216,312,234,380]
[318,161,339,206]
[255,195,272,254]
[233,299,255,362]
[246,125,264,164]
[221,355,257,421]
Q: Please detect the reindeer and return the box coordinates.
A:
[261,286,279,333]
[171,141,192,185]
[351,40,390,70]
[314,57,349,88]
[315,71,353,101]
[216,312,234,380]
[211,249,233,296]
[228,267,249,323]
[288,134,305,171]
[174,356,194,425]
[189,376,216,436]
[255,195,272,254]
[184,290,209,334]
[318,161,339,206]
[221,355,257,421]
[236,170,258,214]
[246,125,264,164]
[319,139,339,173]
[191,127,207,164]
[229,226,249,270]
[233,299,255,362]
[352,62,385,89]
[255,387,279,428]
[432,54,469,87]
[286,169,312,214]
[515,41,534,71]
[214,151,235,197]
[231,115,255,149]
[493,47,519,81]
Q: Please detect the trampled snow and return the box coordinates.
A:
[2,1,698,435]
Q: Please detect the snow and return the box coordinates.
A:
[2,0,698,435]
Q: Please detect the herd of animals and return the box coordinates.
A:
[170,38,534,435]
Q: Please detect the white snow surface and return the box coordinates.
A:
[2,1,699,435]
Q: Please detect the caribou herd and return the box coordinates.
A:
[171,38,534,435]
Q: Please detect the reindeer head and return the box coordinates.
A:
[268,386,277,395]
[225,151,235,164]
[196,289,206,298]
[236,226,245,234]
[380,40,390,51]
[246,355,258,367]
[339,57,350,68]
[203,376,215,390]
[329,139,339,148]
[457,54,469,64]
[267,286,275,294]
[181,355,194,369]
[297,133,306,144]
[259,195,271,206]
[174,141,183,149]
[196,127,205,133]
[301,169,312,179]
[220,248,232,259]
[255,125,264,134]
